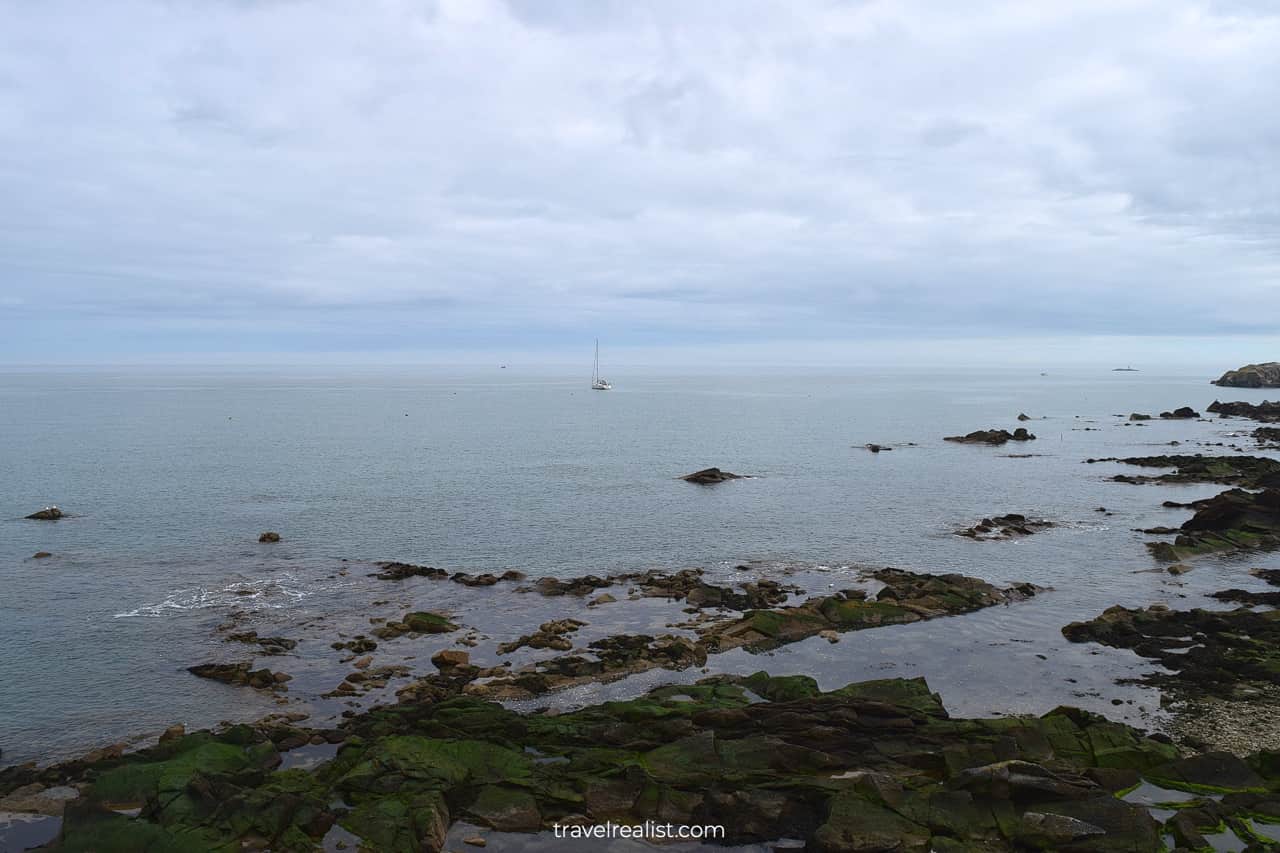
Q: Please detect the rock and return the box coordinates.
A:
[1146,487,1280,560]
[497,619,585,654]
[1159,406,1200,419]
[187,662,287,690]
[352,655,373,669]
[371,561,449,581]
[403,611,459,634]
[680,467,744,483]
[1208,399,1280,422]
[1107,454,1280,488]
[32,551,52,559]
[531,575,612,596]
[225,631,297,655]
[1129,413,1152,421]
[1213,361,1280,388]
[944,428,1035,445]
[1165,563,1192,575]
[955,513,1054,540]
[25,506,63,520]
[588,593,616,606]
[463,837,487,848]
[159,724,185,744]
[257,531,280,543]
[1063,603,1280,700]
[431,649,471,670]
[819,629,839,643]
[1017,412,1031,421]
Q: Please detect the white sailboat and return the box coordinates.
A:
[591,339,612,390]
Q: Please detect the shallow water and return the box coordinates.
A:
[3,365,1279,767]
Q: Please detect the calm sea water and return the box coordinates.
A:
[2,365,1278,768]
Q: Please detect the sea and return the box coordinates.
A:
[3,364,1278,772]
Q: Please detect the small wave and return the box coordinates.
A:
[113,575,312,618]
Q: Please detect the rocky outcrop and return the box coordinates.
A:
[370,562,523,586]
[372,611,460,640]
[1063,604,1280,701]
[680,467,745,483]
[25,506,63,520]
[699,568,1039,654]
[187,662,291,690]
[1098,454,1280,488]
[955,513,1054,540]
[1144,488,1280,561]
[224,631,298,655]
[944,428,1035,445]
[496,619,585,654]
[1129,413,1152,421]
[1213,361,1280,388]
[1207,399,1280,422]
[31,671,1280,853]
[1158,406,1199,419]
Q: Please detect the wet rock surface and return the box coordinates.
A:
[24,506,63,520]
[944,428,1036,445]
[1095,453,1280,488]
[1208,399,1280,422]
[1143,487,1280,561]
[188,662,292,690]
[1214,361,1280,388]
[955,513,1054,540]
[1158,406,1200,419]
[1062,604,1280,701]
[9,672,1280,852]
[679,467,745,484]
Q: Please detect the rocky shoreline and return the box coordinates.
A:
[8,392,1280,851]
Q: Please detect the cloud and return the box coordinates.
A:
[0,0,1278,360]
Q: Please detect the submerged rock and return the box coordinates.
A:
[1213,361,1280,388]
[25,506,63,520]
[224,631,298,655]
[372,561,449,581]
[680,467,745,483]
[944,428,1035,445]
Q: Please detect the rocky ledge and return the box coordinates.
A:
[1208,399,1280,422]
[944,428,1035,445]
[1093,454,1280,489]
[456,568,1038,701]
[1063,602,1280,704]
[1158,406,1200,419]
[9,672,1280,852]
[1144,487,1280,562]
[1214,361,1280,388]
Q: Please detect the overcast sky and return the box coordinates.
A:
[1,0,1278,365]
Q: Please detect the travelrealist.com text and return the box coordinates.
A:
[552,820,727,840]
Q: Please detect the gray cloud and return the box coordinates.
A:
[1,0,1278,360]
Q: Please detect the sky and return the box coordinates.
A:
[1,0,1278,366]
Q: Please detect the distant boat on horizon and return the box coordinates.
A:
[1112,366,1139,372]
[591,339,612,390]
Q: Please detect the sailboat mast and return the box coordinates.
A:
[594,339,599,382]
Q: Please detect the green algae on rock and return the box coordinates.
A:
[1062,604,1280,702]
[19,673,1262,852]
[1143,488,1280,562]
[700,567,1039,653]
[1096,454,1280,488]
